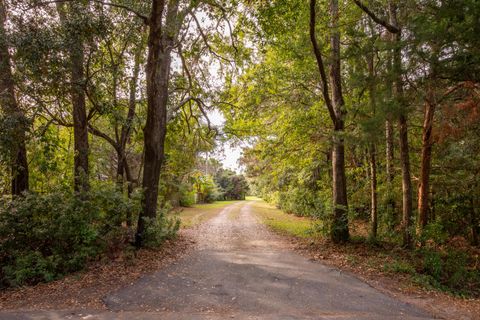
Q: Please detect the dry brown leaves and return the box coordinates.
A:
[0,232,194,311]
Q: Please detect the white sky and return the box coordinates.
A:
[209,109,243,173]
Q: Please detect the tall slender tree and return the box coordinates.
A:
[388,1,413,248]
[353,0,413,248]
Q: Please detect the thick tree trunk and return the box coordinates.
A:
[329,0,349,243]
[135,0,179,247]
[389,2,413,248]
[57,2,89,193]
[71,8,89,193]
[0,0,29,195]
[331,135,349,242]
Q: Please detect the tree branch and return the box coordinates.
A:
[88,124,118,150]
[309,0,337,125]
[29,0,149,24]
[190,12,232,63]
[352,0,400,34]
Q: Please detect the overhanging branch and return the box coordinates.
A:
[352,0,400,34]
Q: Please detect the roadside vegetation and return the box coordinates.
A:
[252,199,480,298]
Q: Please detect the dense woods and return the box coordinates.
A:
[0,0,478,296]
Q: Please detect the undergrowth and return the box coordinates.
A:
[0,184,179,288]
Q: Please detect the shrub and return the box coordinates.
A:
[141,208,180,248]
[419,248,480,295]
[0,184,178,288]
[0,190,103,287]
[277,187,325,218]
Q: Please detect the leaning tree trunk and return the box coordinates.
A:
[389,2,413,248]
[0,0,29,196]
[135,0,180,247]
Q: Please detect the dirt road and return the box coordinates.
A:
[0,202,434,319]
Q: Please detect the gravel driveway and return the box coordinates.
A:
[0,201,435,319]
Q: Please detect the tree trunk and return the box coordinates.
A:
[135,0,179,247]
[471,197,479,247]
[385,118,396,227]
[367,45,378,239]
[0,0,29,196]
[389,2,413,248]
[116,147,125,188]
[329,0,349,243]
[384,13,396,227]
[418,96,435,233]
[117,36,143,191]
[369,145,378,238]
[385,120,394,183]
[398,114,413,247]
[57,2,89,193]
[417,54,439,237]
[309,0,349,242]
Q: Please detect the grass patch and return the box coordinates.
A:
[251,200,313,238]
[191,200,241,209]
[173,201,241,228]
[383,259,416,275]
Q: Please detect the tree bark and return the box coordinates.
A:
[117,37,143,191]
[385,120,394,183]
[471,196,479,247]
[417,94,435,232]
[309,0,349,243]
[367,43,378,239]
[385,118,395,223]
[417,53,440,237]
[57,2,89,193]
[0,0,29,196]
[389,2,413,248]
[369,145,378,238]
[329,0,349,243]
[135,0,180,247]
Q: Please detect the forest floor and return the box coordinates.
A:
[0,200,477,319]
